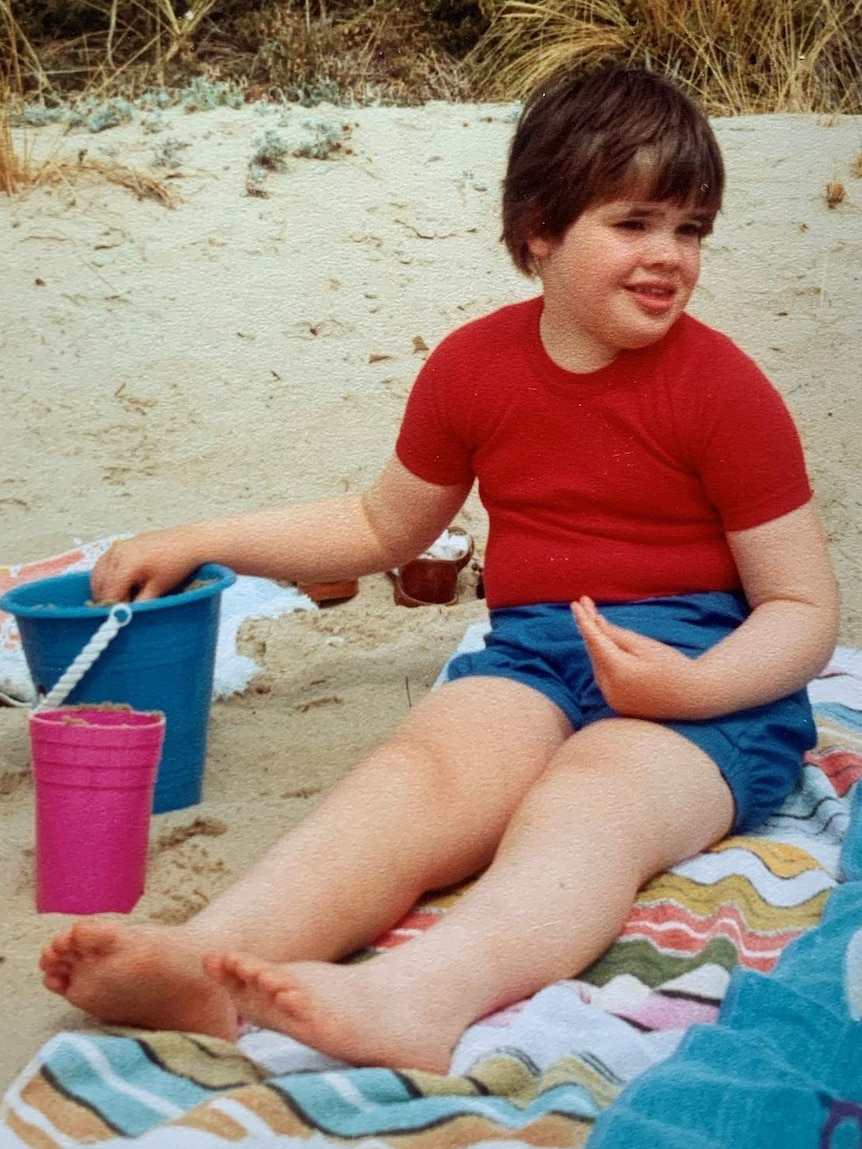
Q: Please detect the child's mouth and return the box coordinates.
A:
[626,283,676,315]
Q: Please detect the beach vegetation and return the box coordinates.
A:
[244,164,269,197]
[176,76,245,112]
[251,127,291,170]
[473,0,862,115]
[151,135,190,168]
[244,115,351,195]
[0,0,860,125]
[0,22,179,203]
[0,108,179,201]
[245,127,290,196]
[76,96,136,132]
[0,88,32,195]
[292,118,352,159]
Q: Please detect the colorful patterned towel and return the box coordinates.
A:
[2,647,861,1147]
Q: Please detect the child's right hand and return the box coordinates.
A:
[91,529,206,604]
[571,595,709,720]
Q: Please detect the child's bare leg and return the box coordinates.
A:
[207,718,734,1071]
[40,678,571,1035]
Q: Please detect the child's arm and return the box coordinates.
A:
[91,457,472,603]
[571,501,839,721]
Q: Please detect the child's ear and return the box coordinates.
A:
[526,233,555,262]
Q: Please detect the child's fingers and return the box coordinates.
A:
[591,615,645,652]
[92,556,168,603]
[572,596,602,632]
[571,599,605,647]
[576,595,601,622]
[128,577,169,602]
[573,597,642,655]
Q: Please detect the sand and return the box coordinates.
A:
[0,101,860,1090]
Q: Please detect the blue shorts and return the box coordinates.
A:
[445,593,815,835]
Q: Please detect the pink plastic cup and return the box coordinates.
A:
[29,707,165,914]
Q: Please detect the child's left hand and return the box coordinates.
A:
[571,596,710,721]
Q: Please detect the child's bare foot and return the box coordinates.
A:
[40,920,238,1038]
[205,952,465,1073]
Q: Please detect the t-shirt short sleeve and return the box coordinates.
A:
[395,333,476,487]
[679,330,812,532]
[390,305,814,606]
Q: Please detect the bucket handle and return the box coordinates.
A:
[33,604,133,712]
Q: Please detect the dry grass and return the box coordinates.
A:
[1,3,47,195]
[0,0,180,202]
[68,154,180,205]
[1,80,177,205]
[0,113,179,204]
[0,101,28,195]
[225,1,476,105]
[0,0,482,104]
[472,0,862,114]
[0,0,223,101]
[0,1,50,97]
[0,3,36,197]
[0,0,859,125]
[115,0,220,68]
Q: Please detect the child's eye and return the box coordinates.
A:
[678,222,707,238]
[615,219,645,231]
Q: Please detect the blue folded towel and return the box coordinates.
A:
[588,782,862,1148]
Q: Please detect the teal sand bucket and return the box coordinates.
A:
[1,564,236,813]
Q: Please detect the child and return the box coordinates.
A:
[40,67,838,1074]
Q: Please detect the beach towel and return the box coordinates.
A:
[2,624,862,1146]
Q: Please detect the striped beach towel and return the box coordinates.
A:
[2,656,861,1147]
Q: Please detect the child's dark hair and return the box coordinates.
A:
[502,67,725,276]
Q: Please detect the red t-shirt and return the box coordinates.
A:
[396,297,812,609]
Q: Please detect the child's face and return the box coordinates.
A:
[528,197,709,371]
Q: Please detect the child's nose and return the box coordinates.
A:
[646,232,683,266]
